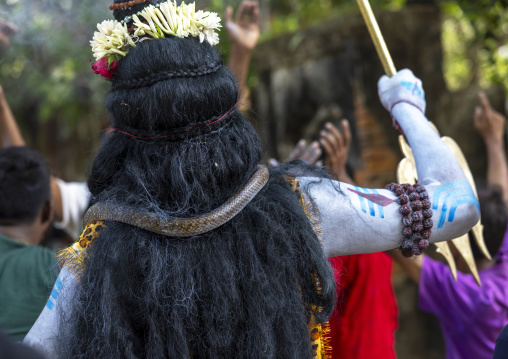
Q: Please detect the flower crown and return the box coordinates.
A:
[90,0,221,79]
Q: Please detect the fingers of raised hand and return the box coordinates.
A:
[236,1,258,25]
[474,106,484,126]
[320,129,339,156]
[225,6,234,24]
[396,68,417,82]
[478,92,491,113]
[251,2,260,25]
[319,135,333,158]
[378,68,422,95]
[340,119,351,150]
[287,139,306,161]
[377,75,391,94]
[301,141,322,164]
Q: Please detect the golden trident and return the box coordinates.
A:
[355,0,489,285]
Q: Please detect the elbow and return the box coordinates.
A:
[430,199,480,243]
[447,202,480,239]
[462,202,480,231]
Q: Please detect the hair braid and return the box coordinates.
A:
[112,60,223,90]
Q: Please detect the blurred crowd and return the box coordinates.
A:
[0,2,507,359]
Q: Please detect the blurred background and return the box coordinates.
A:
[0,0,507,357]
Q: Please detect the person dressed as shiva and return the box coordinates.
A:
[24,1,479,358]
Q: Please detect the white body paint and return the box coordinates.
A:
[23,266,78,358]
[300,70,479,257]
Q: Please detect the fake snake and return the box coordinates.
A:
[83,165,269,238]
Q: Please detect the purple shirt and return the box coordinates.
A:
[419,230,508,359]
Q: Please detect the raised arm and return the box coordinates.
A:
[225,1,260,101]
[0,85,77,227]
[299,69,480,257]
[474,92,508,206]
[0,85,25,147]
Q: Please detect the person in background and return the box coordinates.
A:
[0,146,57,341]
[392,92,508,359]
[0,22,87,340]
[320,120,398,359]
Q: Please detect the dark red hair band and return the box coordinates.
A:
[111,106,235,140]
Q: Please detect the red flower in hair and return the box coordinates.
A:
[90,57,118,80]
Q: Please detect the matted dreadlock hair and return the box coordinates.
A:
[56,2,335,358]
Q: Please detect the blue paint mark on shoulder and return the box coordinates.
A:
[55,277,63,291]
[45,276,64,310]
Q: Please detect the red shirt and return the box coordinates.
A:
[326,253,398,359]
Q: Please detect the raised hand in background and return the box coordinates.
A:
[474,91,508,206]
[319,120,353,184]
[225,1,260,53]
[0,18,17,51]
[225,1,260,108]
[268,140,322,167]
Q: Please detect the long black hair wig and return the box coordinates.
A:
[57,15,335,359]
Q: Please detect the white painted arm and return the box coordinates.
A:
[23,266,77,358]
[299,69,480,257]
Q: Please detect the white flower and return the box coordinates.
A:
[203,28,219,46]
[90,19,135,61]
[200,12,221,31]
[90,0,222,63]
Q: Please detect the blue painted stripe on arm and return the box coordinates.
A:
[448,197,480,222]
[354,186,367,214]
[55,277,63,291]
[370,189,384,218]
[51,288,59,300]
[437,189,470,227]
[432,182,471,210]
[46,299,54,310]
[360,187,376,216]
[437,187,477,228]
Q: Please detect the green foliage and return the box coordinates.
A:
[0,0,110,128]
[0,0,506,135]
[440,0,508,92]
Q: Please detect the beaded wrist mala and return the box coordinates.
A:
[386,183,433,257]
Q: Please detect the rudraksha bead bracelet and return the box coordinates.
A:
[386,182,433,257]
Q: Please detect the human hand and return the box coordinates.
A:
[319,120,352,182]
[474,92,506,144]
[269,139,322,167]
[0,19,17,51]
[378,69,426,120]
[225,1,260,53]
[287,139,322,164]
